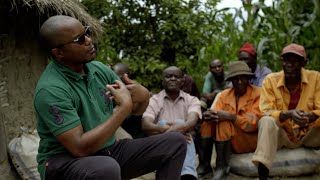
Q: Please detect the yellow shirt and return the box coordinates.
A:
[260,68,320,141]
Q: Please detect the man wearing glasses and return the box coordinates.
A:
[34,15,187,180]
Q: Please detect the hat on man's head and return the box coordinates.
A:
[239,43,257,57]
[225,61,255,81]
[281,43,306,60]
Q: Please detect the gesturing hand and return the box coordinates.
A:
[121,74,150,104]
[106,80,132,110]
[120,74,150,115]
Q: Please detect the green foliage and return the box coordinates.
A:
[239,0,320,71]
[81,0,320,93]
[82,0,223,92]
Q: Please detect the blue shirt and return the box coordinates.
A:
[250,64,272,87]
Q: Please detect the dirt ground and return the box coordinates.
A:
[132,148,320,180]
[203,173,320,180]
[4,129,320,180]
[133,172,320,180]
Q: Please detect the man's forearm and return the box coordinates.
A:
[57,104,131,157]
[132,100,149,115]
[131,86,150,115]
[142,120,163,135]
[217,110,236,122]
[180,123,195,134]
[183,113,199,132]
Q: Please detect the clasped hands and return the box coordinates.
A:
[203,109,235,122]
[286,109,317,127]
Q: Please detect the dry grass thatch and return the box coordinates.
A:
[1,0,103,40]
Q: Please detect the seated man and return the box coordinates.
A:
[142,66,201,180]
[197,59,230,177]
[238,43,272,87]
[35,15,187,180]
[201,59,229,107]
[252,43,320,180]
[202,61,261,180]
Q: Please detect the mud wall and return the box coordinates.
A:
[0,35,47,142]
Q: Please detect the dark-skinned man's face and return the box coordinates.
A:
[281,53,304,79]
[230,75,249,96]
[238,51,256,73]
[162,67,184,93]
[51,21,96,65]
[209,60,224,76]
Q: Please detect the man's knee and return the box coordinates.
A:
[162,132,187,155]
[81,156,121,180]
[258,116,278,131]
[163,131,185,141]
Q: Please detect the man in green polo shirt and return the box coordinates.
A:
[34,15,187,180]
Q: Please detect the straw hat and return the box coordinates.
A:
[225,61,255,81]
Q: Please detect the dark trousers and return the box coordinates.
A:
[45,132,187,180]
[121,115,145,138]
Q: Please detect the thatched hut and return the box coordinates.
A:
[0,0,103,179]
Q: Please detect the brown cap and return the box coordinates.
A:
[225,61,255,81]
[281,43,306,60]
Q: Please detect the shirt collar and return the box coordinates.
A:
[163,90,184,101]
[276,68,308,88]
[224,84,255,106]
[52,59,97,81]
[301,68,309,84]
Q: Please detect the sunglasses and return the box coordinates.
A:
[57,26,92,47]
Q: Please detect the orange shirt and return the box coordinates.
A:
[200,85,261,153]
[260,68,320,142]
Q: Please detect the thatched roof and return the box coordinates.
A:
[1,0,103,41]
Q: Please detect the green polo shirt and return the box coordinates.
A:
[34,60,120,179]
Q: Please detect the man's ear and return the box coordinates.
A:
[51,48,64,60]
